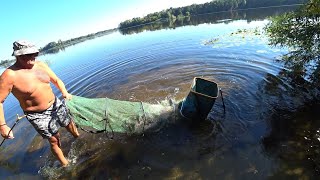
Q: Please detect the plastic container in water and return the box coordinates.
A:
[180,77,219,120]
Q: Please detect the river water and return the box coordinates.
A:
[1,6,319,180]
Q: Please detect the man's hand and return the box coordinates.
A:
[0,125,14,139]
[63,93,72,100]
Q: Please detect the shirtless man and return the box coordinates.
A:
[0,40,79,167]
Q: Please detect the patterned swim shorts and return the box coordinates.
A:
[25,97,71,139]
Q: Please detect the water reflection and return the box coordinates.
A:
[119,6,300,35]
[1,5,319,179]
[260,69,320,178]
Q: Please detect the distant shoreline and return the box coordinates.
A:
[0,28,117,65]
[1,1,306,64]
[118,0,305,29]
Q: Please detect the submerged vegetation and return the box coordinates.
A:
[203,0,319,92]
[203,27,263,45]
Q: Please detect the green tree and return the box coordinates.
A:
[265,0,320,85]
[119,0,306,29]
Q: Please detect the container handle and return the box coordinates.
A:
[219,88,226,113]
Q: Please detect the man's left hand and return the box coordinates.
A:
[63,93,72,100]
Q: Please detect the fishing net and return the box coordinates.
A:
[66,95,174,135]
[66,77,221,135]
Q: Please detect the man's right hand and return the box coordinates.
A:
[0,125,14,139]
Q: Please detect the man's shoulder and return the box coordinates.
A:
[0,68,15,82]
[1,68,15,77]
[35,61,49,68]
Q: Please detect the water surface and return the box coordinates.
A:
[1,6,319,180]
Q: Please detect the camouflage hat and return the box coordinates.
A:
[12,40,39,56]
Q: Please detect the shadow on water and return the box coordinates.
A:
[39,107,226,179]
[262,101,320,179]
[0,133,47,179]
[260,65,320,178]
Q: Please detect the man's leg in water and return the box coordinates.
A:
[48,133,68,166]
[65,119,79,138]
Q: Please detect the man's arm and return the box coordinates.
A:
[0,70,14,139]
[39,62,72,100]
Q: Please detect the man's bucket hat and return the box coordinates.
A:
[12,40,39,56]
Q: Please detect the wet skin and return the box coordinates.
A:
[0,53,78,166]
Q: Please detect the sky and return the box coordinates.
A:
[0,0,212,60]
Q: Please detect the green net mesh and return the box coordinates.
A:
[66,78,219,135]
[66,95,174,135]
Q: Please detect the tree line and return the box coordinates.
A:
[0,29,117,65]
[120,6,298,35]
[39,29,117,55]
[119,0,307,29]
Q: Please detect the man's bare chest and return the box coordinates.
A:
[13,69,51,94]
